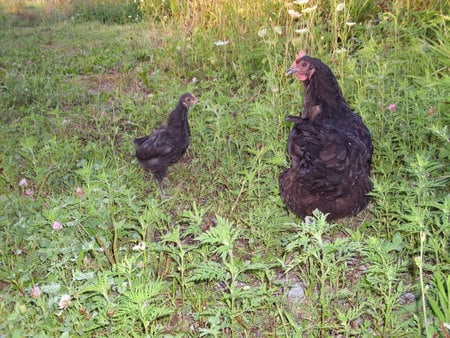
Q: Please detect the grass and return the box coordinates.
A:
[0,0,449,336]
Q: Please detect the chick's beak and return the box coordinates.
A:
[285,67,298,76]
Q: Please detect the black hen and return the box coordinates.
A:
[279,51,373,221]
[134,93,198,195]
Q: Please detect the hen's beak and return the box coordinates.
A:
[285,67,298,76]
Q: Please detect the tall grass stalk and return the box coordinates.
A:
[416,231,430,337]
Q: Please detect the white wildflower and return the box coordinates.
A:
[334,48,348,54]
[273,26,283,35]
[302,5,317,14]
[293,0,309,5]
[294,28,309,34]
[258,28,267,38]
[346,22,356,27]
[288,9,301,18]
[336,3,345,12]
[214,40,229,46]
[132,242,146,251]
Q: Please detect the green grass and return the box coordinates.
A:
[0,0,449,336]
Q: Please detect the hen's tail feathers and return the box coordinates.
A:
[134,136,148,146]
[285,115,303,123]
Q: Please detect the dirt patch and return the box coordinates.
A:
[76,71,149,98]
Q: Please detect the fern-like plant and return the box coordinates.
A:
[114,281,172,334]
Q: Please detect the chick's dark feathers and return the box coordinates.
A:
[134,93,197,192]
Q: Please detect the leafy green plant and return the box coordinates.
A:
[283,211,367,335]
[189,216,270,333]
[427,273,450,337]
[160,225,199,295]
[363,234,414,336]
[114,280,172,334]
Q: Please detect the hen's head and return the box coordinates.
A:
[286,50,316,82]
[286,51,339,85]
[180,93,198,108]
[286,51,347,112]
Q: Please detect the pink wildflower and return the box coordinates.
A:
[52,221,62,230]
[388,103,396,111]
[30,285,41,299]
[58,294,71,310]
[19,178,28,187]
[75,186,85,198]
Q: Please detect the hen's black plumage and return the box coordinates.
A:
[279,51,373,220]
[134,93,198,194]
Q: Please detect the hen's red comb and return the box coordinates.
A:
[297,50,306,59]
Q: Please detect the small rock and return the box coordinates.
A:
[287,282,306,304]
[399,292,416,305]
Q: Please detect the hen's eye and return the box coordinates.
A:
[301,62,307,67]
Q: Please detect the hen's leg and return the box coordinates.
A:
[153,169,170,199]
[156,179,170,199]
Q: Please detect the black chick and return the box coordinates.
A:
[279,51,373,221]
[134,93,198,195]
